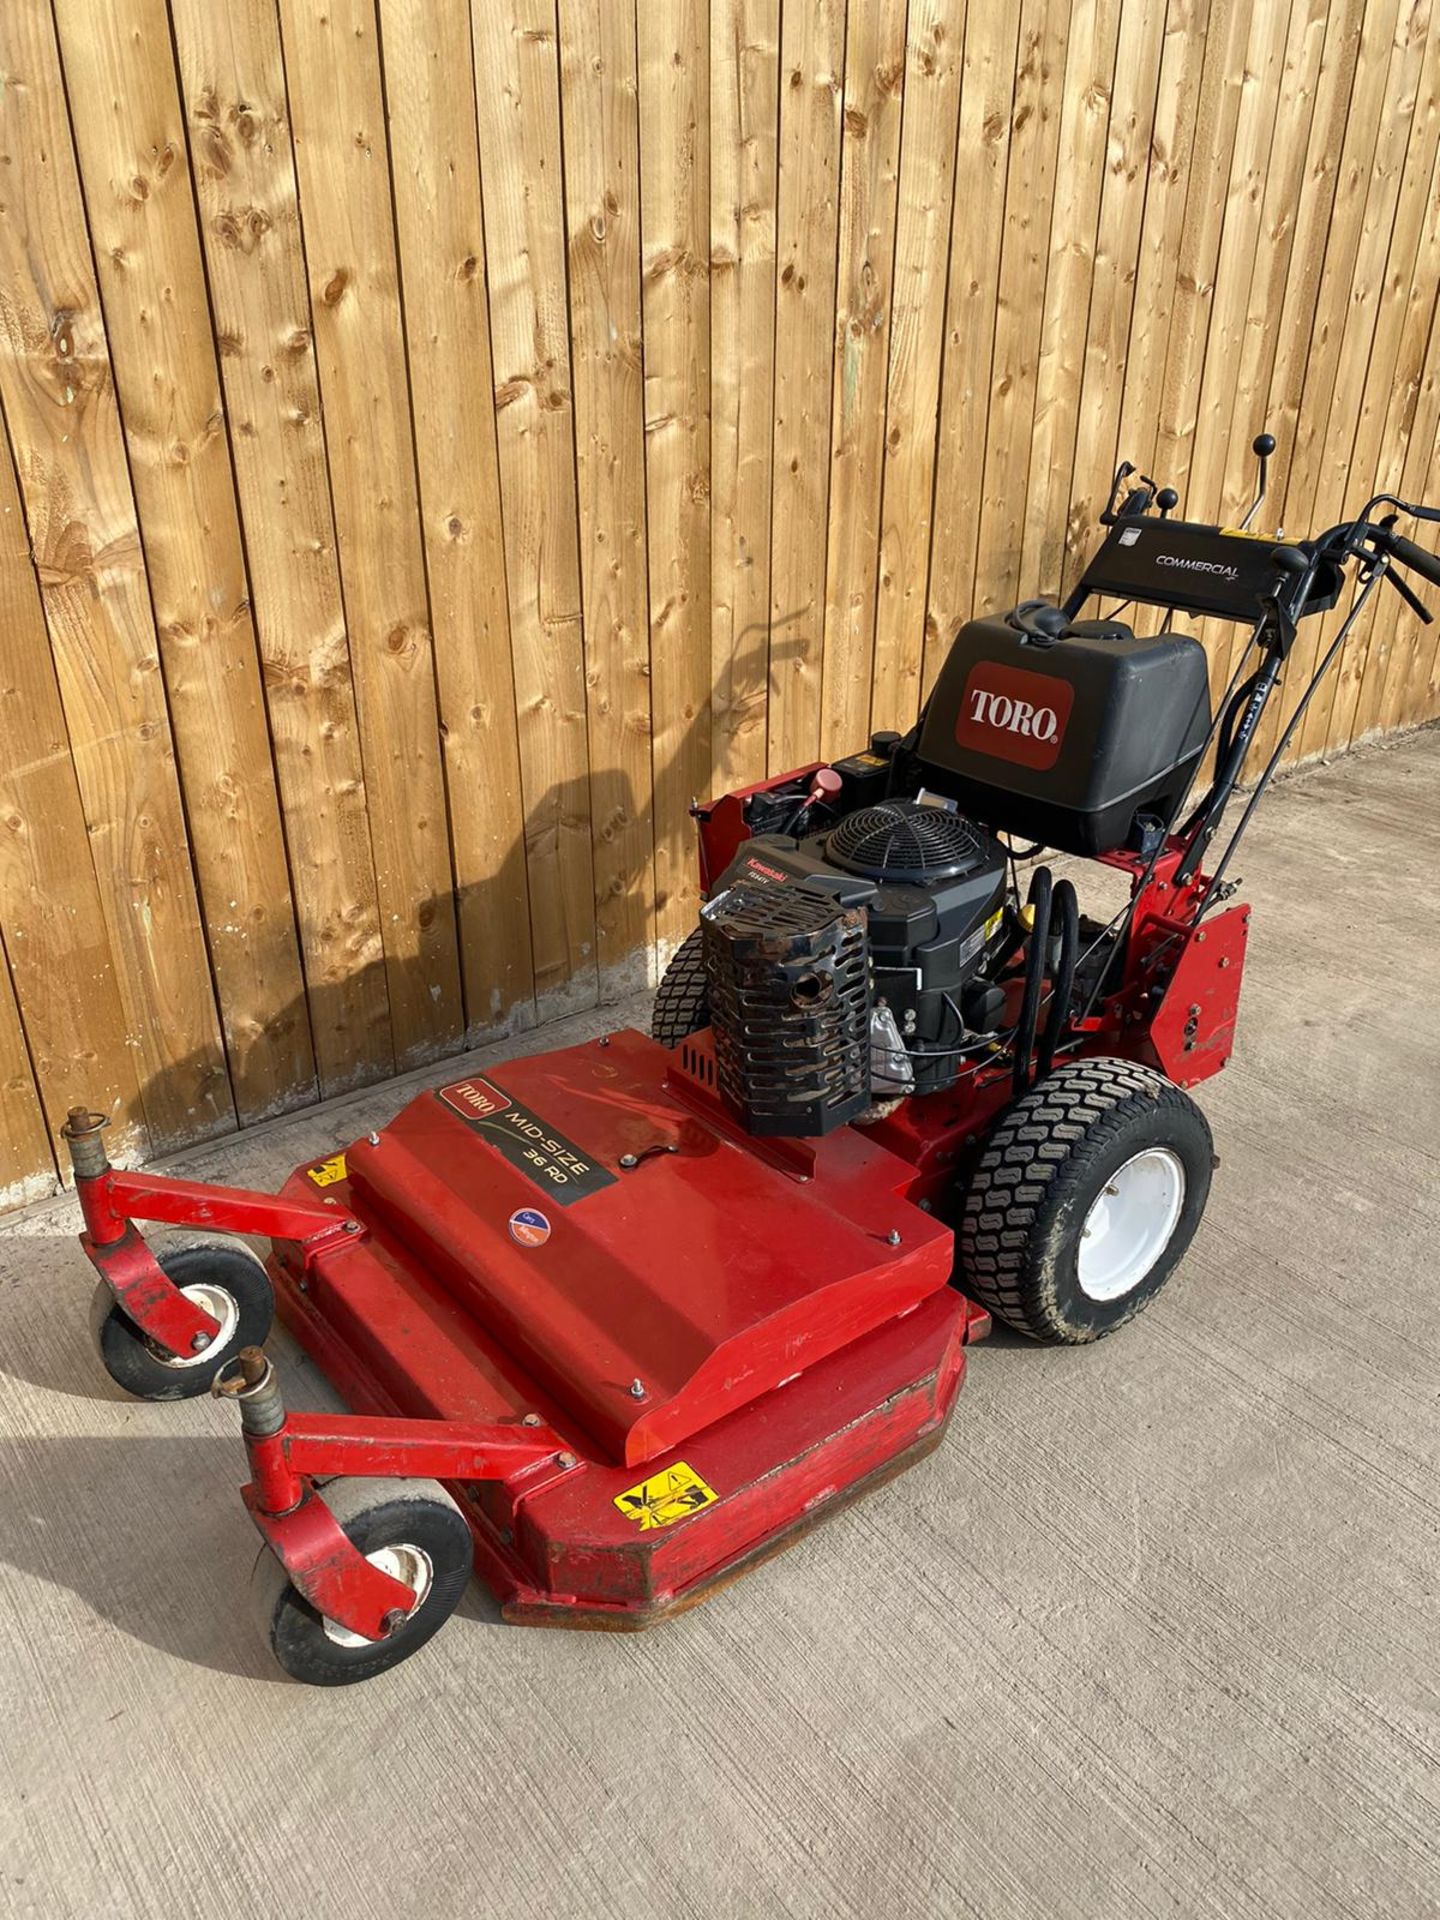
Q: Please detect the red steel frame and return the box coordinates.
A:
[67,757,1246,1649]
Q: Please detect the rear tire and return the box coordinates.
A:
[652,926,709,1047]
[957,1058,1213,1343]
[250,1477,473,1686]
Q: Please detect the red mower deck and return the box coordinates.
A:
[264,1028,980,1624]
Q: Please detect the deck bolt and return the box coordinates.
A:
[629,1377,647,1399]
[190,1331,211,1352]
[521,1412,542,1427]
[1219,957,1231,970]
[1196,931,1206,943]
[887,1228,902,1246]
[556,1451,577,1469]
[367,1131,380,1147]
[342,1220,360,1234]
[619,1152,638,1169]
[1189,1004,1201,1017]
[599,1035,611,1047]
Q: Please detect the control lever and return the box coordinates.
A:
[1383,563,1434,625]
[1239,432,1276,532]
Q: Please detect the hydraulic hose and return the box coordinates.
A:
[1012,866,1053,1100]
[1036,878,1079,1083]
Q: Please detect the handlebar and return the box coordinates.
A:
[1377,527,1440,591]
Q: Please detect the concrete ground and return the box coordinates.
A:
[2,727,1438,1920]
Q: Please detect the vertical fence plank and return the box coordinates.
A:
[379,0,535,1035]
[55,0,316,1123]
[1061,0,1169,594]
[170,0,393,1097]
[1352,134,1440,742]
[1306,7,1440,754]
[278,0,463,1065]
[0,0,231,1151]
[557,0,654,988]
[1374,305,1440,731]
[870,0,965,737]
[1019,0,1123,599]
[471,0,596,1013]
[0,937,55,1211]
[639,0,712,958]
[0,429,146,1162]
[1176,0,1293,528]
[1203,0,1335,709]
[1172,0,1293,730]
[923,2,1022,702]
[1268,0,1417,769]
[710,0,780,794]
[971,0,1072,618]
[767,0,847,770]
[1112,0,1212,481]
[1151,0,1250,511]
[818,0,909,762]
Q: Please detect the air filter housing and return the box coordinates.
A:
[701,881,871,1137]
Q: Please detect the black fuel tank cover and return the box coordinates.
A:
[825,798,990,884]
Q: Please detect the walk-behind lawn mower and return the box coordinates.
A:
[63,436,1440,1684]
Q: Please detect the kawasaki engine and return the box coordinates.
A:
[702,798,1008,1137]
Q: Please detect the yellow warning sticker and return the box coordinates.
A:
[984,908,1004,941]
[306,1153,348,1188]
[613,1461,718,1531]
[1220,525,1274,541]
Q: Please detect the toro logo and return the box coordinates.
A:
[438,1077,508,1122]
[954,661,1074,772]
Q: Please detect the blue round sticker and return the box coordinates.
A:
[508,1207,551,1248]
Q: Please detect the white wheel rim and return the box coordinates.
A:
[152,1282,239,1369]
[1076,1148,1186,1302]
[322,1543,433,1648]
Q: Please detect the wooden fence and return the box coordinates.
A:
[1,0,1438,1206]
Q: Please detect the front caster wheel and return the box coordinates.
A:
[249,1478,473,1687]
[90,1240,274,1400]
[958,1058,1213,1343]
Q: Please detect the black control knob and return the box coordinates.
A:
[1253,432,1276,458]
[869,730,902,757]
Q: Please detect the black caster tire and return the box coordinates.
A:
[958,1058,1213,1343]
[651,927,709,1047]
[90,1239,274,1400]
[250,1477,473,1686]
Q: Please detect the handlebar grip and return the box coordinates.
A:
[1385,530,1440,590]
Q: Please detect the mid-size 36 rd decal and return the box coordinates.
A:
[435,1078,617,1204]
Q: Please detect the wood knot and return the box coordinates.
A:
[321,267,351,306]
